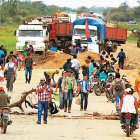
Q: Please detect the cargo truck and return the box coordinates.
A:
[48,22,73,49]
[72,17,127,52]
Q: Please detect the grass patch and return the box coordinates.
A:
[0,25,18,55]
[112,21,140,31]
[127,35,137,43]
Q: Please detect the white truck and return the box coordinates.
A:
[16,24,48,55]
[72,25,98,48]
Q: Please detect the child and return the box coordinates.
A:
[78,75,90,111]
[0,66,5,84]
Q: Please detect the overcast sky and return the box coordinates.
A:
[32,0,139,8]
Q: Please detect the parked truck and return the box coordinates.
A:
[48,22,73,49]
[16,23,48,55]
[72,17,127,52]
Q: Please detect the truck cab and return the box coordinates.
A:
[16,25,48,53]
[72,25,98,48]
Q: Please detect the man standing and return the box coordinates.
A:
[44,70,59,85]
[117,49,126,69]
[24,54,33,84]
[110,74,125,113]
[62,69,77,113]
[4,56,16,92]
[106,39,112,55]
[71,55,81,72]
[23,42,28,55]
[36,78,52,124]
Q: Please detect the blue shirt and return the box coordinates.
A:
[0,50,4,58]
[50,47,58,52]
[89,62,94,76]
[99,72,108,80]
[118,51,126,59]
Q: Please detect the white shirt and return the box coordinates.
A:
[107,41,112,47]
[121,95,137,114]
[5,62,16,71]
[71,59,81,70]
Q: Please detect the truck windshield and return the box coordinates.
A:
[74,29,96,37]
[19,30,43,37]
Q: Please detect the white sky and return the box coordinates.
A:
[32,0,139,8]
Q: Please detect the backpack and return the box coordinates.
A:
[115,81,123,92]
[48,102,59,115]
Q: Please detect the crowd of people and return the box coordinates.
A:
[0,42,139,129]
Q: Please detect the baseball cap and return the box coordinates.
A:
[125,88,132,93]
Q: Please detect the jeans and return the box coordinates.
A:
[115,94,123,113]
[59,91,64,108]
[64,89,73,107]
[107,47,111,55]
[25,68,32,83]
[38,101,48,122]
[81,92,88,109]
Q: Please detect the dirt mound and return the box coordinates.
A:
[77,51,100,64]
[42,51,73,69]
[42,51,100,69]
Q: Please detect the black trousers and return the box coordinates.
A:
[119,60,124,69]
[107,47,111,55]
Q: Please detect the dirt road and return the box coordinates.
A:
[1,41,140,139]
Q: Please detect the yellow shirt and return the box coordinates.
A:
[45,70,55,79]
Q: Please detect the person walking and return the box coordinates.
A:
[55,71,67,109]
[110,74,125,113]
[78,75,90,111]
[23,42,28,55]
[61,69,77,113]
[44,70,59,85]
[117,49,126,69]
[24,54,33,84]
[4,56,16,92]
[17,53,24,71]
[36,78,52,124]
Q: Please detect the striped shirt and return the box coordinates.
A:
[36,83,51,102]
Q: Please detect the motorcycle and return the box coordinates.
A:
[0,107,12,134]
[122,113,137,137]
[94,79,106,96]
[105,73,115,103]
[105,82,115,103]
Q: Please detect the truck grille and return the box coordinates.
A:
[26,41,36,45]
[80,40,88,44]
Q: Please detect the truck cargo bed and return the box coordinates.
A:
[106,27,127,42]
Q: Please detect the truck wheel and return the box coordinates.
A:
[111,43,117,52]
[65,41,71,48]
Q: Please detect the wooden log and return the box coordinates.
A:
[7,89,36,113]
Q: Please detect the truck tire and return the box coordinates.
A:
[65,41,71,48]
[111,43,117,52]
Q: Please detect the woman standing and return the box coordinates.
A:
[4,56,16,92]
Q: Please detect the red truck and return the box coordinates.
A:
[48,22,73,49]
[106,27,127,52]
